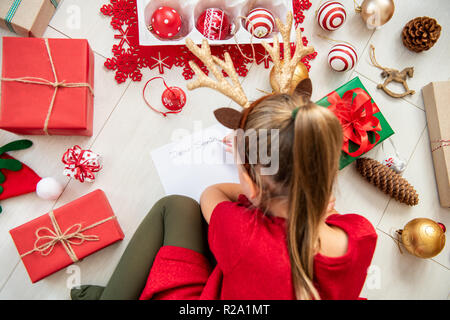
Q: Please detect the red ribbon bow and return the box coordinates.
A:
[326,88,381,158]
[62,145,102,183]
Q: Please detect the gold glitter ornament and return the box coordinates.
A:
[397,218,446,259]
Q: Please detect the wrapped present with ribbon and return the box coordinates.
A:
[0,37,94,136]
[422,81,450,207]
[316,77,395,169]
[62,145,102,183]
[0,0,59,37]
[9,189,124,283]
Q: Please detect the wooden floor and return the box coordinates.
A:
[0,0,449,299]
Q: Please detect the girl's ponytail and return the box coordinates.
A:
[240,88,343,299]
[287,100,343,300]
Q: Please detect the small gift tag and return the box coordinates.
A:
[62,146,102,182]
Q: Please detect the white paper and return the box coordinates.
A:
[151,124,239,201]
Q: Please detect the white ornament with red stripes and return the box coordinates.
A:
[317,1,347,31]
[245,8,275,38]
[328,43,358,72]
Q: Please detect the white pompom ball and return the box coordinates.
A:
[36,177,63,200]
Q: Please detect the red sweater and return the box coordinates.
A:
[140,195,377,300]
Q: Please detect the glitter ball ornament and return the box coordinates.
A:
[161,86,186,111]
[317,1,347,31]
[196,8,232,40]
[245,8,275,38]
[270,61,309,94]
[143,77,187,117]
[148,6,182,39]
[328,43,357,72]
[398,218,446,259]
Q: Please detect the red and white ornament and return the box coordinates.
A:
[196,8,232,40]
[245,7,275,38]
[317,1,347,31]
[149,6,182,39]
[383,156,406,174]
[143,77,187,117]
[328,43,358,72]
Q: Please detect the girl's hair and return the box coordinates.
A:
[239,92,343,300]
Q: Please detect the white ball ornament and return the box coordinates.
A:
[245,8,275,38]
[317,1,347,31]
[328,43,358,72]
[36,177,63,200]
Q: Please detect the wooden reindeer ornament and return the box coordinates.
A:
[185,11,315,129]
[369,45,416,99]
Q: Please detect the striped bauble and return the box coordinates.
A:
[328,43,358,72]
[317,1,346,31]
[245,8,275,38]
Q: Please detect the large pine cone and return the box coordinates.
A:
[402,17,441,52]
[356,158,419,206]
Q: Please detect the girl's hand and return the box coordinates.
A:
[222,133,234,154]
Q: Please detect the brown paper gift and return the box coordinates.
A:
[0,0,59,37]
[422,81,450,207]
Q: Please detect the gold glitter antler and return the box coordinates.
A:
[262,11,315,94]
[185,38,250,109]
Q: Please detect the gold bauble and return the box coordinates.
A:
[399,218,446,259]
[358,0,395,28]
[270,61,309,94]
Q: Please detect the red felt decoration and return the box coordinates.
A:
[149,6,182,39]
[0,154,41,201]
[196,8,231,40]
[100,0,316,83]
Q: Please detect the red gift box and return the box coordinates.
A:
[10,189,124,283]
[0,37,94,136]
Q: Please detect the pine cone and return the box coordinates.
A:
[356,158,419,206]
[402,17,441,52]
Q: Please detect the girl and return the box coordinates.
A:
[71,82,377,300]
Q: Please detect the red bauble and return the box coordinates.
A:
[162,86,186,111]
[196,8,231,40]
[150,6,182,39]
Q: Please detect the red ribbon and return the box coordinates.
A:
[326,88,381,157]
[62,145,102,183]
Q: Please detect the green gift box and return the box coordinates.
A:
[316,76,395,169]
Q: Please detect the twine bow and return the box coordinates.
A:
[0,38,94,135]
[20,211,115,262]
[62,145,101,182]
[326,88,381,157]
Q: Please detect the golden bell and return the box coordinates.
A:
[270,61,309,94]
[398,218,446,259]
[357,0,395,29]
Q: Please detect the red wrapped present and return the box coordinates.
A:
[0,37,94,136]
[9,189,124,283]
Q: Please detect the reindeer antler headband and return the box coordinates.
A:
[185,11,315,129]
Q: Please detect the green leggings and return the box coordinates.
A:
[70,195,209,300]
